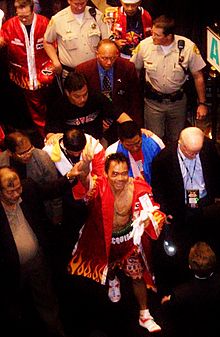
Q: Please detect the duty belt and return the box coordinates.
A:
[145,83,184,102]
[61,63,75,73]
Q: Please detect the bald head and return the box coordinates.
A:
[179,127,204,159]
[0,167,20,190]
[0,167,22,205]
[96,39,119,70]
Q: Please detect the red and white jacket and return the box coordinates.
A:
[43,134,105,200]
[2,13,51,90]
[113,6,152,41]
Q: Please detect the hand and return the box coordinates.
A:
[53,60,63,75]
[67,161,85,179]
[44,133,63,145]
[141,128,153,137]
[165,214,173,225]
[196,104,208,120]
[80,136,99,175]
[115,39,127,48]
[161,295,171,304]
[103,119,112,130]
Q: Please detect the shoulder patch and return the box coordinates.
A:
[48,18,54,26]
[101,14,106,23]
[193,44,200,55]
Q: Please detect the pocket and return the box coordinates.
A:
[88,29,101,51]
[145,62,157,77]
[173,65,185,81]
[63,36,78,50]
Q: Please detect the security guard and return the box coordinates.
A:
[131,15,208,143]
[44,0,110,79]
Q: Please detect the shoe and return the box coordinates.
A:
[108,276,121,303]
[139,310,161,333]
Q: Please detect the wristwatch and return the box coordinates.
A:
[198,101,209,107]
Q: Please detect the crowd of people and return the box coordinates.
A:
[0,1,219,337]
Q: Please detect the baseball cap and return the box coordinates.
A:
[122,0,141,4]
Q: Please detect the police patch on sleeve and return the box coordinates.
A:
[193,44,200,55]
[48,18,55,27]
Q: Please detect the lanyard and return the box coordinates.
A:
[179,151,197,185]
[59,139,79,166]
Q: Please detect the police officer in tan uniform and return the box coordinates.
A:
[131,15,208,143]
[43,0,110,79]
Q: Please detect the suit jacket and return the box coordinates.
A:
[75,57,143,127]
[0,176,72,302]
[151,138,220,226]
[161,272,220,337]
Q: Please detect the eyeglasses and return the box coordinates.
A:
[2,185,22,196]
[15,146,34,158]
[99,56,117,62]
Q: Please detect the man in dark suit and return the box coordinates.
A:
[161,241,220,337]
[75,38,143,144]
[0,165,81,336]
[150,126,220,292]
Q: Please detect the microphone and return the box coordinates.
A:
[89,7,97,21]
[178,39,185,51]
[177,39,188,75]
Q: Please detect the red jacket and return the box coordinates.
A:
[115,6,152,40]
[2,13,51,90]
[68,176,165,288]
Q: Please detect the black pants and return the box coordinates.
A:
[2,248,65,337]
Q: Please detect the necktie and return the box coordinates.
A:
[102,71,112,100]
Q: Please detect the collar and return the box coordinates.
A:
[195,272,214,280]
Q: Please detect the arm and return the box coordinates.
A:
[78,137,101,190]
[130,44,144,78]
[43,39,62,75]
[191,69,208,120]
[44,133,63,145]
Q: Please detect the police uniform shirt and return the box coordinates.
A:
[130,34,206,94]
[44,6,110,68]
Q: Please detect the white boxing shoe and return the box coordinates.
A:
[139,309,161,333]
[108,276,121,303]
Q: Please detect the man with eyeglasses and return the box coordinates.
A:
[0,163,83,336]
[0,0,56,143]
[151,126,220,294]
[76,39,143,144]
[0,130,63,226]
[106,120,164,184]
[43,0,110,80]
